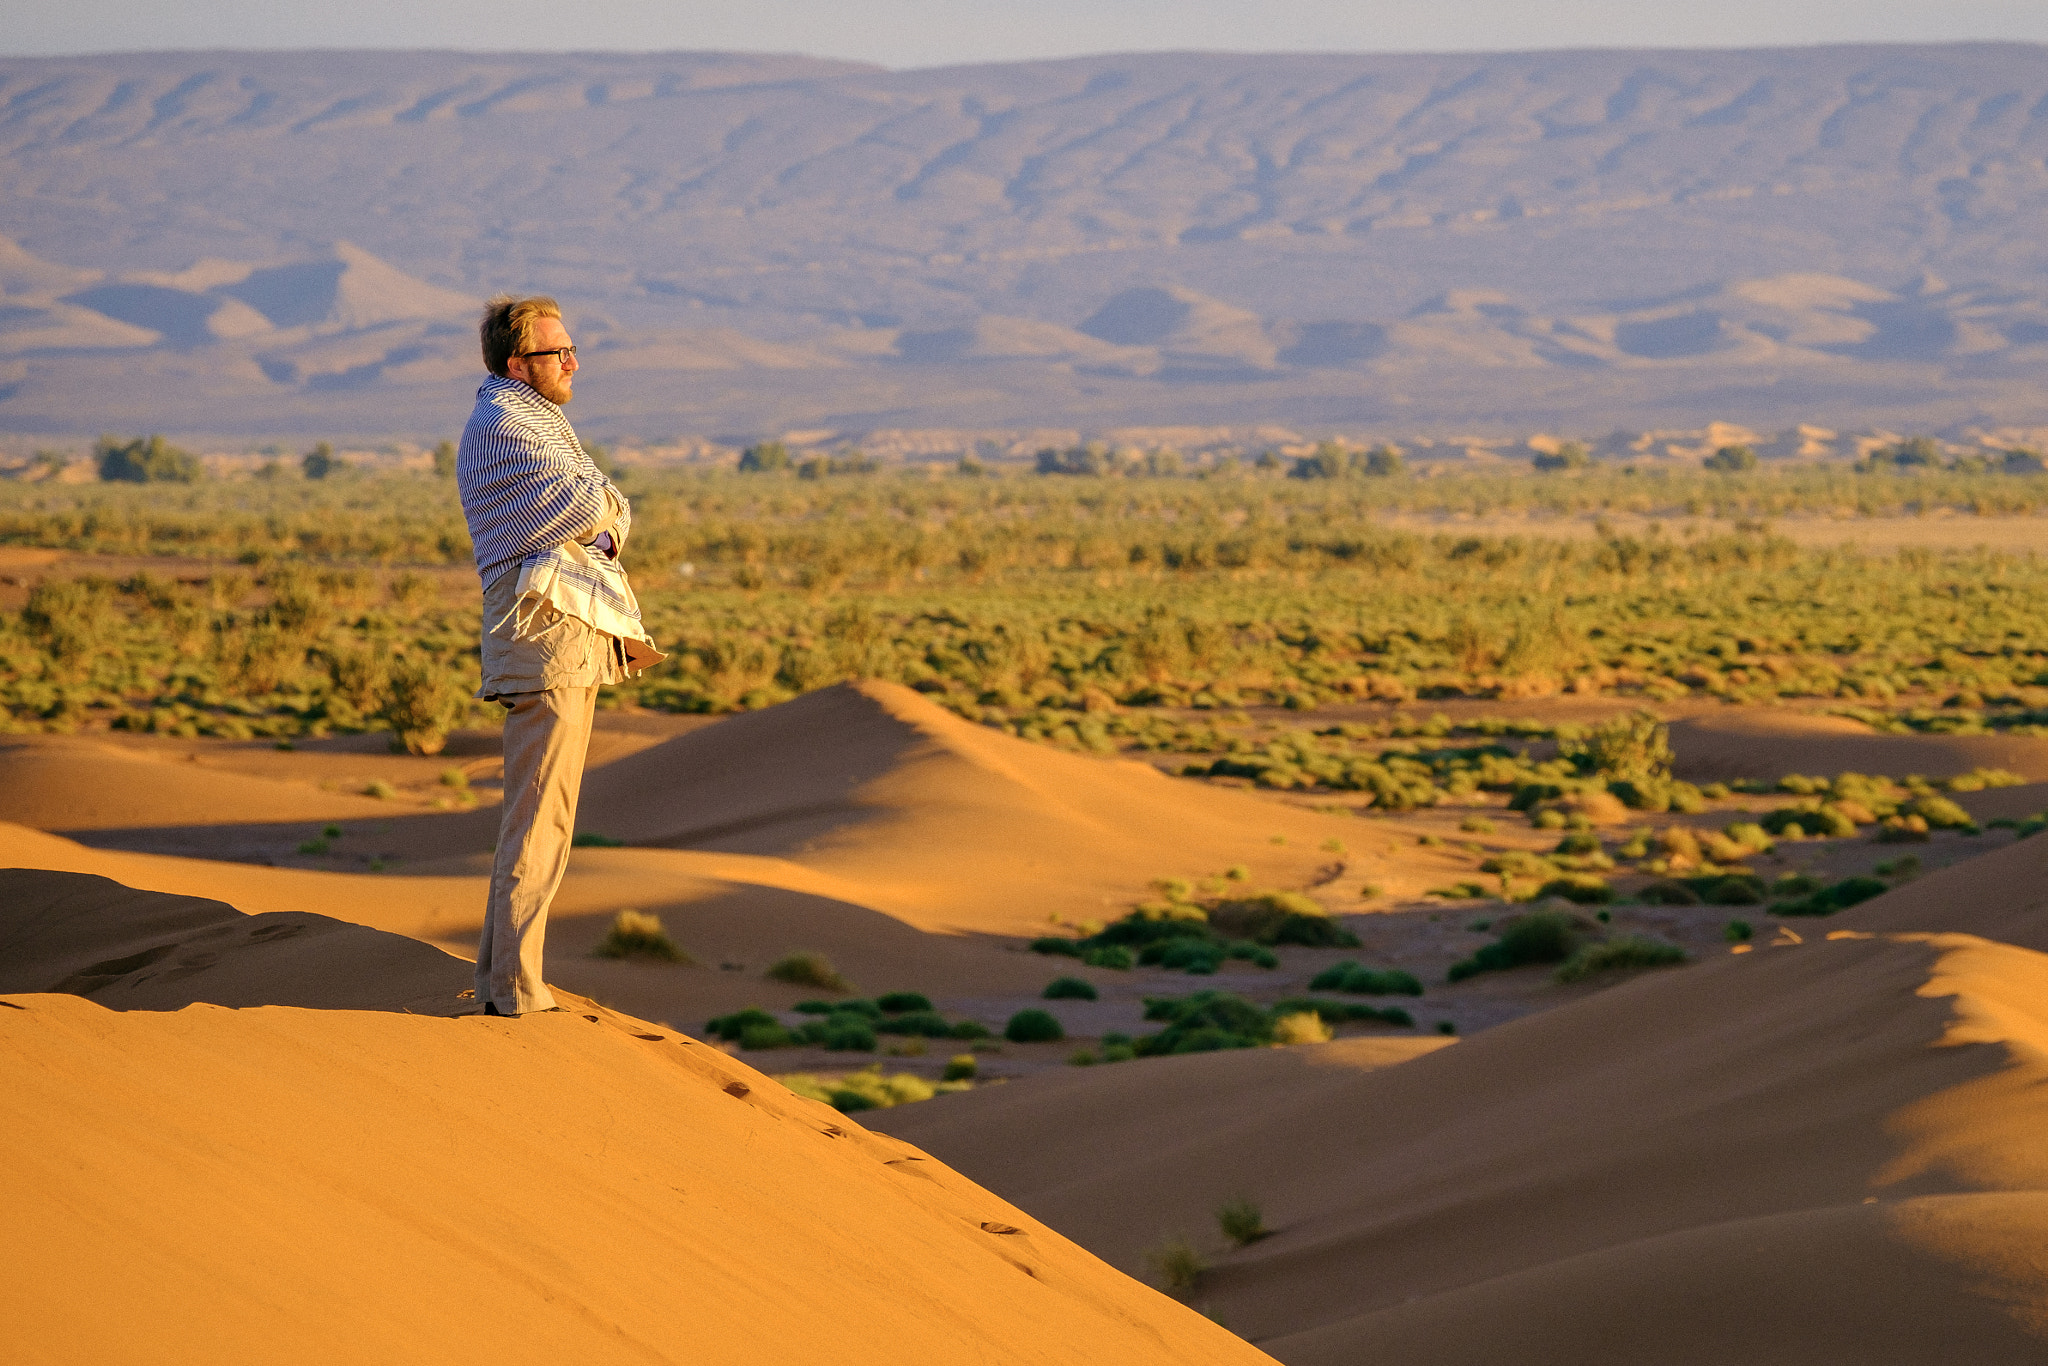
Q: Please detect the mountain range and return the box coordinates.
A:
[5,45,2048,443]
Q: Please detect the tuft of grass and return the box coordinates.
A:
[438,767,469,789]
[323,823,343,839]
[572,831,626,847]
[778,1065,959,1113]
[1004,1008,1065,1043]
[1725,919,1754,942]
[1436,1019,1458,1035]
[1043,975,1099,1001]
[296,837,329,855]
[875,990,933,1013]
[594,909,690,963]
[1270,1010,1332,1045]
[1147,1235,1208,1294]
[1555,935,1688,983]
[766,951,854,992]
[942,1053,977,1081]
[363,780,397,799]
[1216,1198,1269,1246]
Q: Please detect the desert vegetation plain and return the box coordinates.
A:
[10,466,2048,1358]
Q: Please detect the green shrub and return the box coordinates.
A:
[1901,794,1978,831]
[1031,936,1083,957]
[1535,874,1614,904]
[97,434,199,484]
[942,1053,978,1081]
[795,997,881,1018]
[1448,911,1585,982]
[1270,996,1414,1028]
[1142,937,1225,973]
[875,1010,955,1037]
[766,952,854,992]
[739,1022,793,1049]
[1005,1009,1065,1043]
[1100,1042,1138,1062]
[875,991,933,1013]
[1555,935,1688,982]
[705,1007,779,1041]
[1147,1235,1207,1294]
[1772,875,1891,917]
[821,1020,877,1051]
[1309,961,1424,996]
[1636,879,1701,905]
[1138,991,1273,1053]
[1216,1198,1269,1246]
[382,656,467,756]
[1763,805,1858,838]
[592,909,689,962]
[1082,944,1134,969]
[1560,710,1673,782]
[948,1019,994,1040]
[1725,920,1754,942]
[1044,976,1099,1001]
[1699,874,1766,906]
[572,831,625,847]
[1207,890,1360,947]
[1607,777,1707,813]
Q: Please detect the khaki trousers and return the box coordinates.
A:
[475,686,598,1014]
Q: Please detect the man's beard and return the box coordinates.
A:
[531,373,572,404]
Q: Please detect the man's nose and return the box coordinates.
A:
[563,349,578,374]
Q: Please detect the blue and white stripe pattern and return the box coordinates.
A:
[456,375,631,584]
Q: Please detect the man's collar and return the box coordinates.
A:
[481,373,562,416]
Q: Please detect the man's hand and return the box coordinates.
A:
[592,531,617,559]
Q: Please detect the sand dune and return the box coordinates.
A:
[0,824,1072,1029]
[18,681,1365,939]
[877,835,2048,1361]
[0,868,471,1014]
[0,734,416,830]
[0,992,1268,1364]
[0,680,1375,1034]
[561,680,1362,935]
[1670,710,2048,783]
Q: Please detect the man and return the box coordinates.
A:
[457,296,660,1017]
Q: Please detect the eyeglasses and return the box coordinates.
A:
[514,345,577,365]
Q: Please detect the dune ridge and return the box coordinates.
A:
[0,984,1272,1365]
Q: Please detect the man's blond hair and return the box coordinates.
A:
[479,295,562,377]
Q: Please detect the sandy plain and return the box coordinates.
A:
[7,616,2048,1360]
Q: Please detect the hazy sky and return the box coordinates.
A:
[7,0,2048,67]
